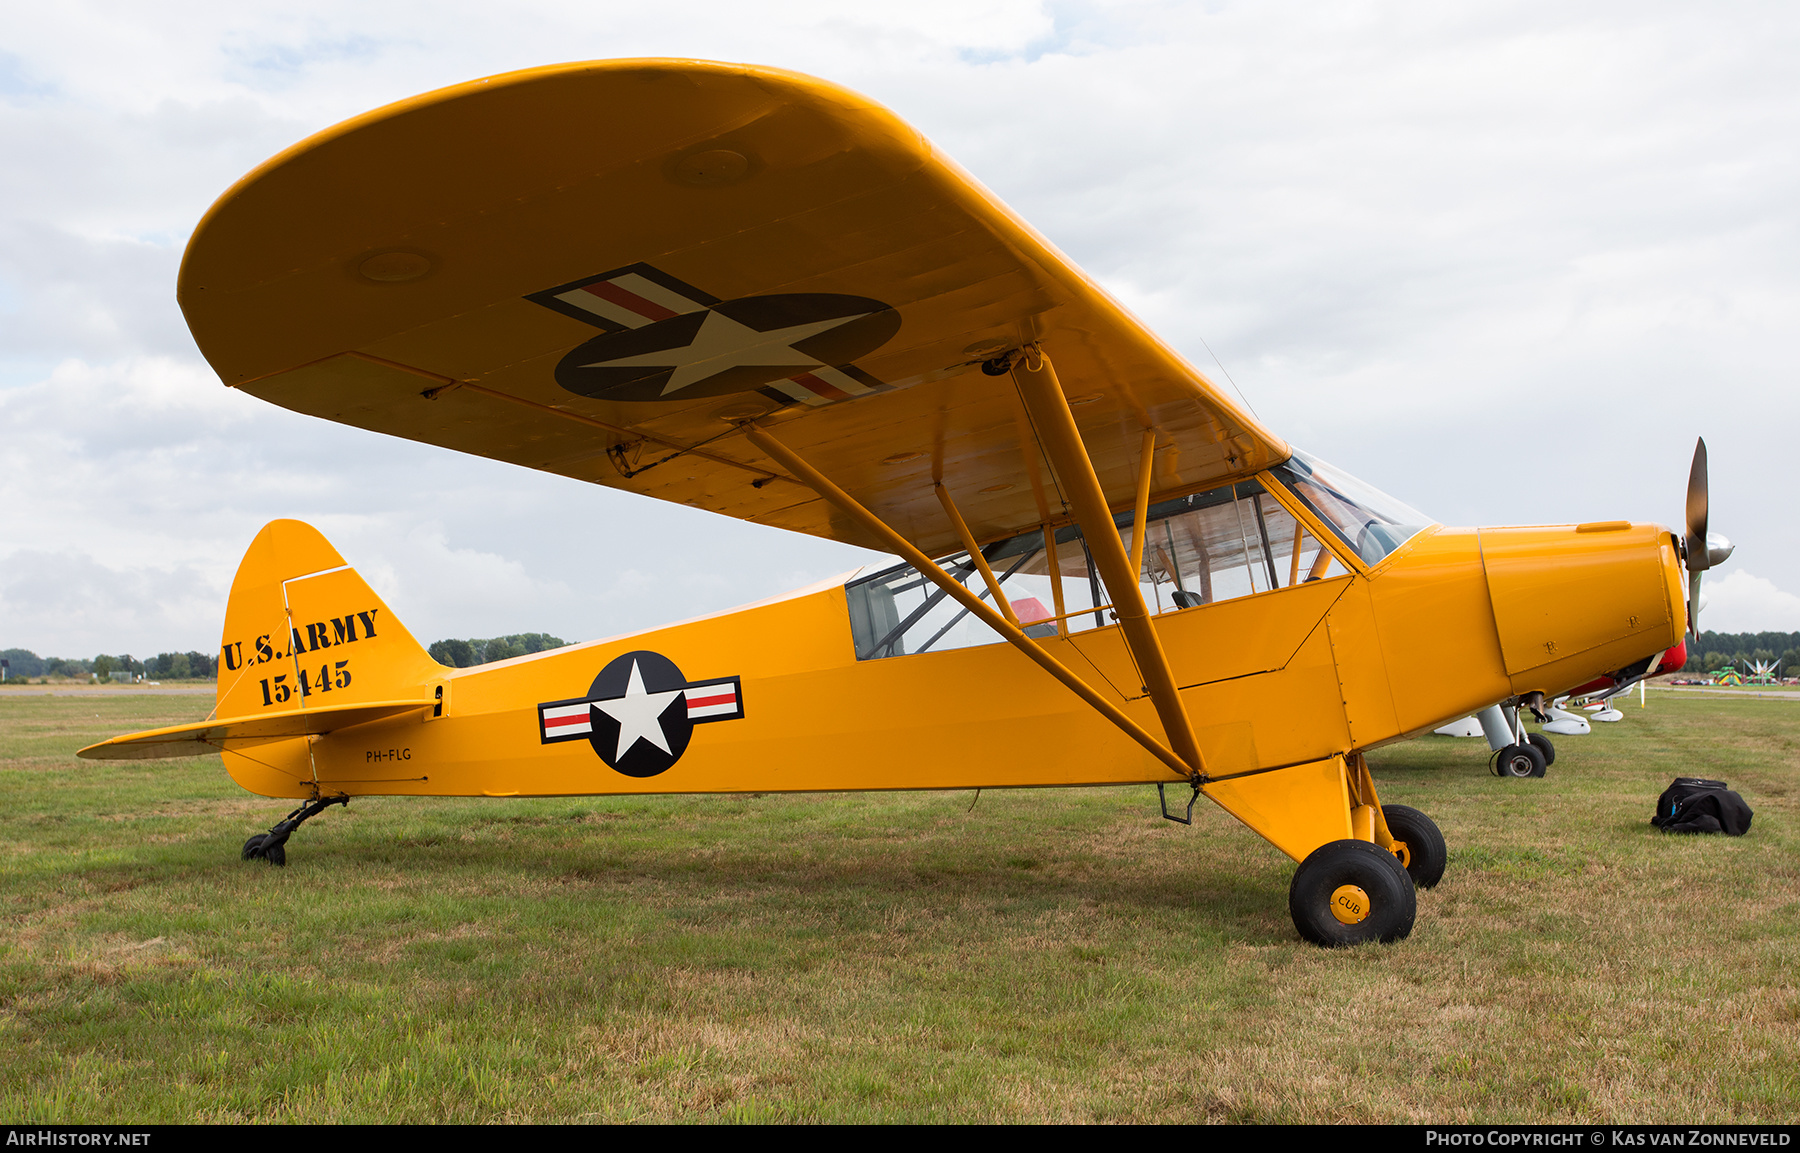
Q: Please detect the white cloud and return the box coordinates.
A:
[4,1,1800,654]
[1698,569,1800,635]
[0,550,225,659]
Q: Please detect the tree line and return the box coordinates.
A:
[1683,630,1800,674]
[427,633,569,668]
[0,649,219,682]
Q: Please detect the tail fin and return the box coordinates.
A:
[216,520,442,719]
[212,519,446,782]
[75,521,444,797]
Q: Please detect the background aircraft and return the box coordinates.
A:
[81,60,1718,946]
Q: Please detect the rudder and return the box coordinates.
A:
[214,520,443,795]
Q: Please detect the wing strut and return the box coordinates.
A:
[743,422,1194,782]
[935,483,1021,628]
[1129,427,1157,578]
[1011,349,1210,781]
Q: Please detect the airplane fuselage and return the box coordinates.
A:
[218,506,1684,865]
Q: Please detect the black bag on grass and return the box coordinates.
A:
[1651,777,1753,836]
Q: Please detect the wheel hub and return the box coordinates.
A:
[1330,884,1371,924]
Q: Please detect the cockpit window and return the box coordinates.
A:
[844,475,1350,661]
[1267,451,1432,566]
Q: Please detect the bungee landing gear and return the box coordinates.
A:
[242,793,349,866]
[1286,756,1446,946]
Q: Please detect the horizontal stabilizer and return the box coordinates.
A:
[76,699,436,761]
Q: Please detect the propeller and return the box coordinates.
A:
[1683,437,1733,636]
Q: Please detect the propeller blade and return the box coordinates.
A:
[1685,437,1708,571]
[1688,570,1703,638]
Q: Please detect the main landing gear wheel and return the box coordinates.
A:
[1289,839,1417,947]
[1381,804,1446,889]
[1493,742,1548,779]
[1526,732,1555,767]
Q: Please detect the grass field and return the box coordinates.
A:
[0,693,1795,1123]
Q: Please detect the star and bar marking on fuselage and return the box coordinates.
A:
[537,650,743,778]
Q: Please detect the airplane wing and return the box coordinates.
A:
[181,59,1287,559]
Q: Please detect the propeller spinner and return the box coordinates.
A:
[1684,437,1733,636]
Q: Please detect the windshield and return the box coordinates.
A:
[1268,450,1433,565]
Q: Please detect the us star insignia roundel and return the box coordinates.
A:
[536,650,744,778]
[525,263,900,407]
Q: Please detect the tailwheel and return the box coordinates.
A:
[1289,839,1416,947]
[1381,804,1446,889]
[240,794,348,867]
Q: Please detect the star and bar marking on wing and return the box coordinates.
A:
[525,263,901,408]
[537,649,743,778]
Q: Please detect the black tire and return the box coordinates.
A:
[1289,839,1417,947]
[242,834,266,860]
[1382,805,1447,889]
[264,841,287,867]
[1526,732,1555,767]
[1496,743,1546,779]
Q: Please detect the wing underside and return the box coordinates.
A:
[181,60,1287,557]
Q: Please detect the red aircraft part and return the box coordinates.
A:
[1567,639,1688,698]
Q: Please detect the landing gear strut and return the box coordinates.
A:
[1284,754,1442,946]
[242,793,348,866]
[1481,702,1553,779]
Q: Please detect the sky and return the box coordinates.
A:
[2,0,1797,659]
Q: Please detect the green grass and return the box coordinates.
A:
[0,693,1795,1122]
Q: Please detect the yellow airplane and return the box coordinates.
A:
[80,60,1717,947]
